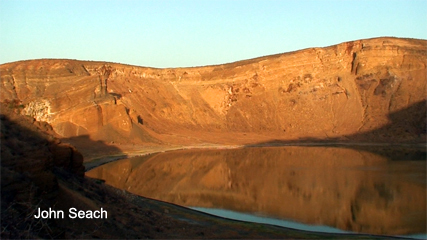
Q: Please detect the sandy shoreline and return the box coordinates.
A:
[83,141,426,172]
[83,143,243,171]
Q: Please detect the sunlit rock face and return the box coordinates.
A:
[87,147,427,235]
[1,37,426,144]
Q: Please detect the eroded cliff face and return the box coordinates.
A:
[1,37,426,144]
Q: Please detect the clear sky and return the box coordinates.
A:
[0,0,426,68]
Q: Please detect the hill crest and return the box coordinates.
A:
[1,37,426,146]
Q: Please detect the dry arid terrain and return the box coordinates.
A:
[1,37,426,150]
[1,37,426,238]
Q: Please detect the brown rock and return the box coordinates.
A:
[1,37,426,145]
[49,143,85,177]
[0,102,86,194]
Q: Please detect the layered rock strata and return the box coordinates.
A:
[1,37,426,144]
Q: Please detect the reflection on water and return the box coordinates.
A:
[86,146,426,236]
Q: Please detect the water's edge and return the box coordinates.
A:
[191,207,427,240]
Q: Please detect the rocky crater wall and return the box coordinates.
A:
[1,37,426,144]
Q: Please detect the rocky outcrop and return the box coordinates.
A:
[1,103,85,177]
[0,103,85,210]
[1,37,426,144]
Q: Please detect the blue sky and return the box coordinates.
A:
[1,0,426,68]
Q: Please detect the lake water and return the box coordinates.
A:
[86,145,426,238]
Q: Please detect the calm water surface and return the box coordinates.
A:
[87,146,426,237]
